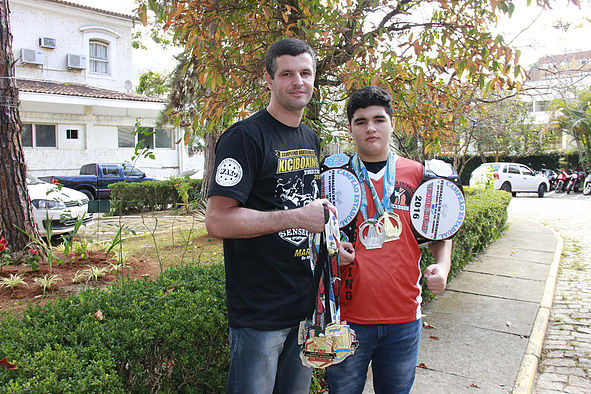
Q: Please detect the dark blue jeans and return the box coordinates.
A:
[226,326,313,394]
[326,319,422,394]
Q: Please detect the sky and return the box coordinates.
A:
[70,0,591,74]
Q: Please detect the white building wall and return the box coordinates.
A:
[11,0,205,181]
[11,0,134,91]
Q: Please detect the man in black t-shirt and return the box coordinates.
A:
[206,38,334,394]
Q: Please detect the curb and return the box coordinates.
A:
[512,224,563,394]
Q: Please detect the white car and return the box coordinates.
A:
[469,162,550,198]
[27,175,93,236]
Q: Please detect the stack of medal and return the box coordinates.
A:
[351,152,403,249]
[299,205,359,368]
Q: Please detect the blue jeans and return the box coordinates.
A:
[226,326,313,394]
[326,319,422,394]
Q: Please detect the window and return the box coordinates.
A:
[118,127,173,149]
[101,165,120,177]
[80,164,97,176]
[520,166,534,176]
[118,127,135,147]
[536,100,551,112]
[89,40,109,74]
[123,165,144,177]
[138,130,154,149]
[66,129,79,140]
[154,129,172,148]
[21,123,56,147]
[508,165,520,174]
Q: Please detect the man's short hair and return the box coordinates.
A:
[265,37,316,79]
[346,86,394,124]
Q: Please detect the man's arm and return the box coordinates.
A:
[205,195,334,239]
[424,239,452,294]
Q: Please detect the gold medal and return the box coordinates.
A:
[300,322,359,369]
[381,211,402,242]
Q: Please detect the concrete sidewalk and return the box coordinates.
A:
[411,218,562,393]
[363,217,562,393]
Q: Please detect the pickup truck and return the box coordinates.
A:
[40,163,157,200]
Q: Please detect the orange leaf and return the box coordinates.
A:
[429,335,440,340]
[418,362,428,369]
[0,357,17,370]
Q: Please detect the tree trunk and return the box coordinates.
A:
[0,0,41,251]
[199,128,221,200]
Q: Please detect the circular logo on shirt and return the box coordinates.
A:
[215,158,243,187]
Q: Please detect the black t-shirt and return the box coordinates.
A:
[208,109,321,330]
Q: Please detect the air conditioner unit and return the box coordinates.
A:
[21,48,43,65]
[39,37,56,49]
[66,54,87,70]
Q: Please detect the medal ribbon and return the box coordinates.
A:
[308,206,341,334]
[351,151,397,221]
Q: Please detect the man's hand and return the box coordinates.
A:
[339,242,355,266]
[297,198,335,233]
[423,264,448,294]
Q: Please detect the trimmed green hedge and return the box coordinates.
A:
[420,187,512,300]
[0,188,510,392]
[0,263,228,393]
[109,178,202,215]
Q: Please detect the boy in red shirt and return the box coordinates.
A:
[327,86,452,393]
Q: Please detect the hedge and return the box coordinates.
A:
[0,263,228,393]
[0,188,510,392]
[109,178,202,215]
[420,187,511,300]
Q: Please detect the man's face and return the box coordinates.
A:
[265,53,315,112]
[349,105,394,162]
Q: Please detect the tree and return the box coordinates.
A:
[136,0,562,189]
[550,86,591,168]
[0,0,42,251]
[136,70,170,97]
[446,92,542,175]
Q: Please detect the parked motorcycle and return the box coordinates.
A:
[565,170,586,194]
[555,169,570,193]
[541,169,558,190]
[584,172,591,196]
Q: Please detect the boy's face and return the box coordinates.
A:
[264,53,315,112]
[349,105,394,162]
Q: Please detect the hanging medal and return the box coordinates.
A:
[358,218,385,249]
[381,211,402,241]
[351,151,401,249]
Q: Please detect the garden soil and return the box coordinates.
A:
[0,234,223,315]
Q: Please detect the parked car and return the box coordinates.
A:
[469,162,550,198]
[40,163,157,200]
[27,174,93,236]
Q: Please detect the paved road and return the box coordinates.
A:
[508,191,591,393]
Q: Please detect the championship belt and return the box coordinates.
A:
[299,206,358,369]
[410,159,466,247]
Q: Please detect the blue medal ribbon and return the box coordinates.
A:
[351,151,397,221]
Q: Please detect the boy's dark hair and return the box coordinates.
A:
[346,86,394,124]
[265,37,316,79]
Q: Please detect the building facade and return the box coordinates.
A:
[522,50,591,150]
[10,0,204,179]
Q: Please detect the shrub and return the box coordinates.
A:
[109,178,202,215]
[0,263,228,393]
[420,187,512,300]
